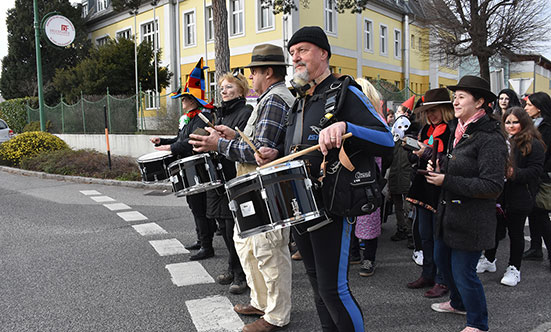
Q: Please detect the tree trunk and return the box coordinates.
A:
[212,0,230,104]
[477,55,490,83]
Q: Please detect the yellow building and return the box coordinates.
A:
[508,55,551,96]
[82,0,459,125]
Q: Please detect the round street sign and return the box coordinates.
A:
[44,15,76,47]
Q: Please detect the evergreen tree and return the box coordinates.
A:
[0,0,91,103]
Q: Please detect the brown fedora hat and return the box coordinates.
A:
[244,44,289,68]
[447,75,497,102]
[414,88,453,113]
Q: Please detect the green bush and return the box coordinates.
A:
[0,131,69,166]
[0,97,37,133]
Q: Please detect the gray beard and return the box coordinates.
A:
[293,70,310,85]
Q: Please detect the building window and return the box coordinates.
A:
[411,34,415,49]
[395,80,400,89]
[324,0,336,34]
[229,0,244,36]
[116,29,131,40]
[418,37,422,50]
[206,6,214,41]
[183,10,196,46]
[145,90,159,110]
[141,20,159,50]
[364,19,373,51]
[380,25,388,55]
[82,2,88,17]
[97,0,108,12]
[394,29,401,59]
[208,72,216,100]
[258,0,274,31]
[96,36,109,47]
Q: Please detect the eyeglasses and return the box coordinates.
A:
[504,121,520,125]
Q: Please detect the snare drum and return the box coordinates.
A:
[137,151,177,183]
[168,153,224,197]
[226,160,321,238]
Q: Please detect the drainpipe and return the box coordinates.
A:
[403,13,410,96]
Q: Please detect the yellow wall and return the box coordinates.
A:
[510,71,551,95]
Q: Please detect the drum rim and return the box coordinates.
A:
[225,171,259,189]
[174,181,224,196]
[259,159,305,176]
[137,150,174,162]
[167,152,215,169]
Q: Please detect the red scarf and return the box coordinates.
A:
[454,109,486,147]
[423,123,447,153]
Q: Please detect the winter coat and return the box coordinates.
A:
[535,120,551,183]
[388,143,413,194]
[502,137,545,213]
[206,97,252,219]
[435,115,508,251]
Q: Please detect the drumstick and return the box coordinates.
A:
[260,132,353,169]
[235,127,264,158]
[198,112,216,129]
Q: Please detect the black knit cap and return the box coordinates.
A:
[287,26,331,58]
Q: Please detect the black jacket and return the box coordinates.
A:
[206,98,252,219]
[502,137,545,213]
[536,120,551,183]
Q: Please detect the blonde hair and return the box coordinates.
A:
[356,77,384,119]
[218,72,250,97]
[419,105,455,125]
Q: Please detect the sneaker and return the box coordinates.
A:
[476,256,496,273]
[359,260,376,277]
[431,301,466,315]
[501,265,521,287]
[215,271,234,285]
[229,279,248,294]
[522,248,543,261]
[460,327,485,332]
[412,250,423,266]
[349,254,362,265]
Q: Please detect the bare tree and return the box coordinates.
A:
[263,0,369,14]
[423,0,551,81]
[212,0,230,102]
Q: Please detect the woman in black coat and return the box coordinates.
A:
[425,76,507,332]
[523,92,551,266]
[207,72,252,294]
[492,88,521,118]
[477,107,544,286]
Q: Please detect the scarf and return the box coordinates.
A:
[423,123,447,153]
[178,109,201,129]
[453,109,486,147]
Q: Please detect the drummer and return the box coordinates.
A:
[189,44,295,332]
[207,71,252,295]
[150,87,217,261]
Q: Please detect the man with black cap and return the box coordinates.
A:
[257,26,394,332]
[189,44,294,332]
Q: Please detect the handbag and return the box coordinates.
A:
[535,182,551,210]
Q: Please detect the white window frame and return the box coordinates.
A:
[229,0,244,37]
[324,0,337,35]
[145,90,160,110]
[380,24,388,56]
[82,2,88,17]
[256,0,274,32]
[116,27,132,40]
[364,18,373,52]
[141,19,160,51]
[205,6,214,42]
[410,34,415,49]
[95,35,109,47]
[208,71,216,100]
[394,28,402,59]
[182,9,196,47]
[97,0,108,12]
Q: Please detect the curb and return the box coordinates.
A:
[0,165,173,190]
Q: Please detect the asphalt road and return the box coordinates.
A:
[0,169,550,332]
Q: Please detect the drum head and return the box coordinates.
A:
[259,159,305,176]
[137,150,173,162]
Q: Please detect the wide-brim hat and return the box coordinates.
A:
[244,44,289,68]
[414,88,453,113]
[170,88,213,109]
[447,75,497,102]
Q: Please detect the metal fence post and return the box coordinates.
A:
[107,87,112,133]
[81,91,86,134]
[60,94,65,133]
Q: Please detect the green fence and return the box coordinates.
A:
[370,78,422,104]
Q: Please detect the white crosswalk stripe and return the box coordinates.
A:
[149,239,189,256]
[165,262,214,286]
[186,295,244,332]
[80,190,101,195]
[103,203,131,211]
[90,195,116,202]
[132,222,168,236]
[117,211,148,222]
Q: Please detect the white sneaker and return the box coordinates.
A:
[412,250,423,266]
[476,256,496,273]
[500,265,521,286]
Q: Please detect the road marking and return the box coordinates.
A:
[132,223,168,236]
[90,196,115,203]
[149,239,189,256]
[186,295,244,332]
[103,203,131,211]
[117,211,148,222]
[529,322,551,332]
[80,190,101,195]
[525,236,547,249]
[165,262,214,286]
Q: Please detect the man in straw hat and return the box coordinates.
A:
[256,26,394,332]
[190,44,295,332]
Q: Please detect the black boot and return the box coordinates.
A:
[185,241,202,250]
[523,248,543,261]
[190,247,214,261]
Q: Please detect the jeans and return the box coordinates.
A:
[434,238,488,331]
[418,207,444,284]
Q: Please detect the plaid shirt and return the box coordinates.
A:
[218,82,290,163]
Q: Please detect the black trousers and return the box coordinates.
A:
[186,192,216,248]
[485,210,527,269]
[527,206,551,257]
[292,217,364,332]
[217,217,245,280]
